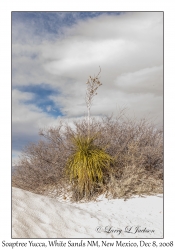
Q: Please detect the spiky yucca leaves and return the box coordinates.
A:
[66,135,114,201]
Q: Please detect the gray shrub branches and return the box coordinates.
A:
[12,113,163,201]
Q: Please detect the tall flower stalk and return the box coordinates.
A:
[85,67,102,138]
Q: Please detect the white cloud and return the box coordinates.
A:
[115,65,163,96]
[12,12,163,160]
[46,105,52,112]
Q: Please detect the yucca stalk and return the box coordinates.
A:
[66,135,113,200]
[85,67,102,138]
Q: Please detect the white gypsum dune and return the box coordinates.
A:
[12,187,163,238]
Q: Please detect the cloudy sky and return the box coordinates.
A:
[12,11,163,163]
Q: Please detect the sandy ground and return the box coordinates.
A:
[12,187,163,238]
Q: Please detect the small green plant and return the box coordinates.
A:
[65,135,114,200]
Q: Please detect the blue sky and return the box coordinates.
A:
[15,84,62,116]
[12,11,163,163]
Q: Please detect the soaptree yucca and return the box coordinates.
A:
[65,67,114,200]
[66,135,114,200]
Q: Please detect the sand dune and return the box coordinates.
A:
[12,187,163,238]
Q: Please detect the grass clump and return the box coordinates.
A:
[65,135,114,201]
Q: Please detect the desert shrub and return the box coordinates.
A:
[12,113,163,201]
[12,123,70,197]
[105,165,163,200]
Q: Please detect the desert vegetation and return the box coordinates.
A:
[12,68,163,202]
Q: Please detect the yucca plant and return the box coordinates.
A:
[65,67,113,200]
[66,134,114,200]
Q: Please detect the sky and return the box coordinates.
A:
[12,11,163,163]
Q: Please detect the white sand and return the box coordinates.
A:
[12,187,163,238]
